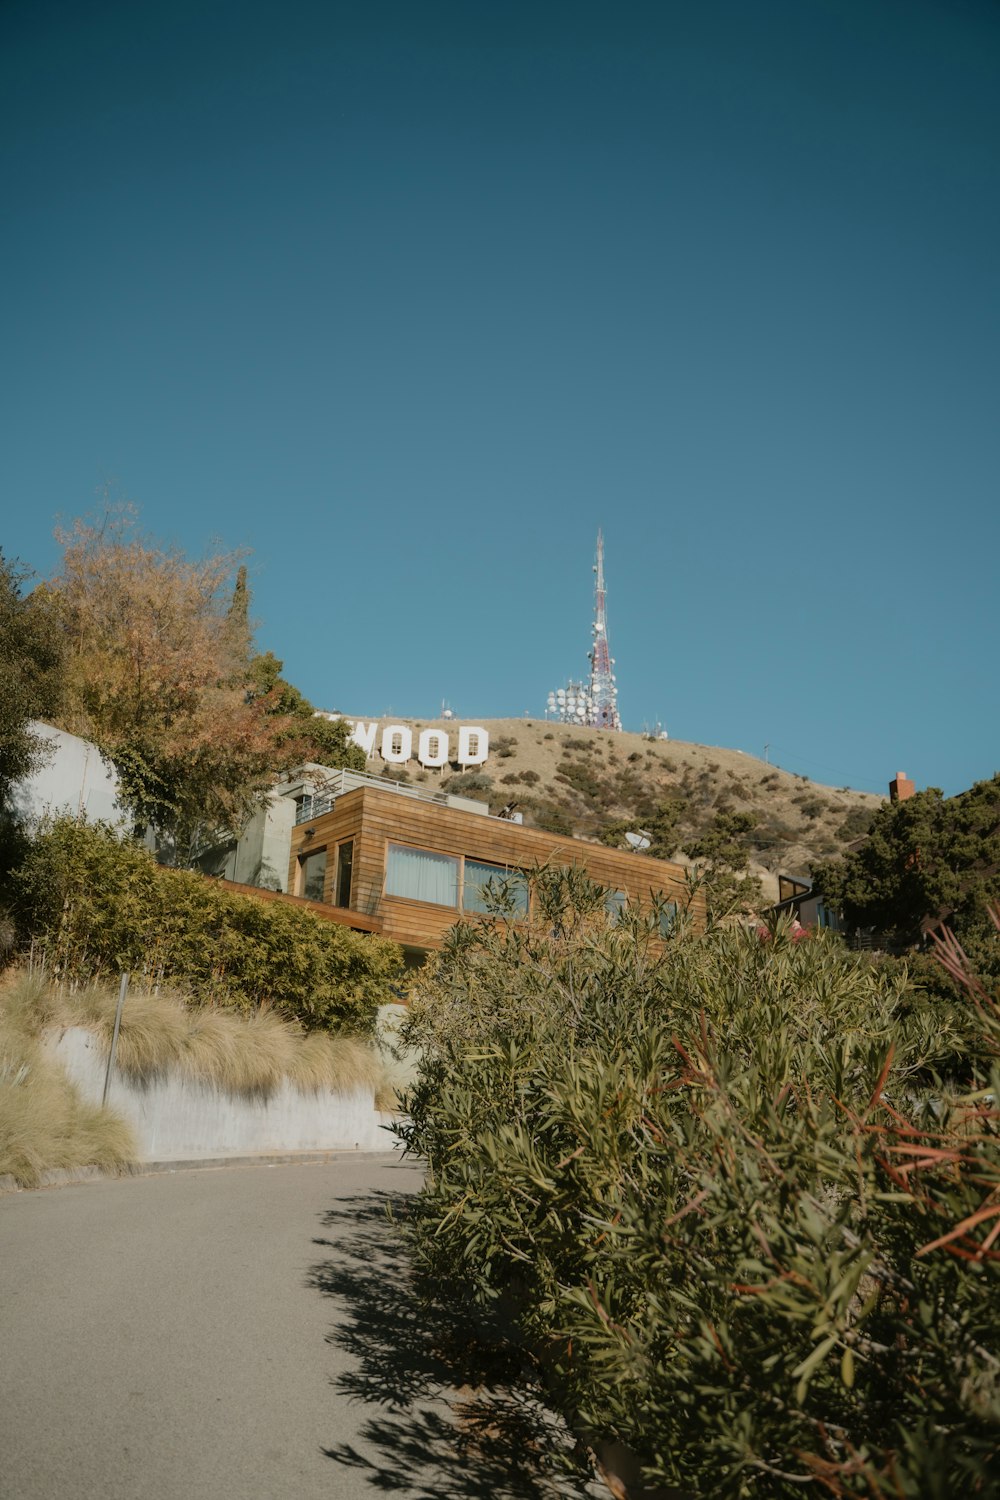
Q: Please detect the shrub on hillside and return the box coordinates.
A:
[520,798,574,836]
[400,874,997,1496]
[10,818,403,1033]
[441,771,494,800]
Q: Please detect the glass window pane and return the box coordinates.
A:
[299,849,327,902]
[658,901,678,938]
[386,844,459,907]
[604,889,628,924]
[463,859,528,915]
[335,841,354,908]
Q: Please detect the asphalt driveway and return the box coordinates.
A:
[1,1156,595,1500]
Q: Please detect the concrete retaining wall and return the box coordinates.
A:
[49,1028,388,1160]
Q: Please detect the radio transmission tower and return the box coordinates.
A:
[588,529,621,729]
[546,530,622,730]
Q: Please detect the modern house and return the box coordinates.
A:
[197,764,493,891]
[768,873,841,932]
[287,779,701,964]
[13,723,701,962]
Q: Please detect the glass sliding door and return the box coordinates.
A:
[335,841,354,908]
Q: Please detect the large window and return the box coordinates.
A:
[386,844,459,907]
[384,844,529,916]
[299,848,327,902]
[463,859,529,916]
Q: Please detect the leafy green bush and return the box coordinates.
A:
[555,759,609,806]
[11,818,403,1033]
[400,873,999,1496]
[816,777,1000,966]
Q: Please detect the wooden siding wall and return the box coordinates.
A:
[289,786,704,951]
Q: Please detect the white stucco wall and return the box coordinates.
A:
[231,793,297,890]
[49,1028,389,1160]
[11,722,126,828]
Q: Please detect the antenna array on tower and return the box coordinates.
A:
[546,530,622,730]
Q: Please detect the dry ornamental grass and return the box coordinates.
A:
[0,969,390,1188]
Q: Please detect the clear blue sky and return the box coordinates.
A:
[3,0,998,798]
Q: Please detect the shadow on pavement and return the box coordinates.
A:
[308,1187,600,1499]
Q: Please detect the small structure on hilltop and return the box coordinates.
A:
[547,530,623,730]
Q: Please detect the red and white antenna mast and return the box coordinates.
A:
[587,530,621,730]
[545,531,622,729]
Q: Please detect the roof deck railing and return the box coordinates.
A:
[290,767,495,824]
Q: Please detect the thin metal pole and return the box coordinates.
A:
[102,972,129,1107]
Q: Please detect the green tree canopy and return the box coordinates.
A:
[683,808,764,921]
[597,795,684,859]
[246,651,366,772]
[0,551,64,806]
[813,776,1000,955]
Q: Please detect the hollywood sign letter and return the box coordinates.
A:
[348,722,489,768]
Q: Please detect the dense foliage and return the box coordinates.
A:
[0,551,64,807]
[34,512,366,861]
[683,808,765,921]
[400,871,999,1496]
[11,818,403,1033]
[813,777,1000,966]
[246,650,366,771]
[44,509,288,856]
[598,795,685,859]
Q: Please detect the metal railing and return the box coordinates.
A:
[292,767,494,824]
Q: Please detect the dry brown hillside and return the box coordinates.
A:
[351,717,883,904]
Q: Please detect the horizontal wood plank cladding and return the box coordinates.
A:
[289,786,705,946]
[287,798,365,904]
[378,898,468,950]
[214,878,384,933]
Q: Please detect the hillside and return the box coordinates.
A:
[350,717,883,904]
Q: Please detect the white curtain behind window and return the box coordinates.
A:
[463,860,528,915]
[386,845,459,907]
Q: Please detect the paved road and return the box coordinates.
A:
[1,1156,591,1500]
[2,1157,426,1500]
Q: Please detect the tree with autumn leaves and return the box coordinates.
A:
[30,509,358,862]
